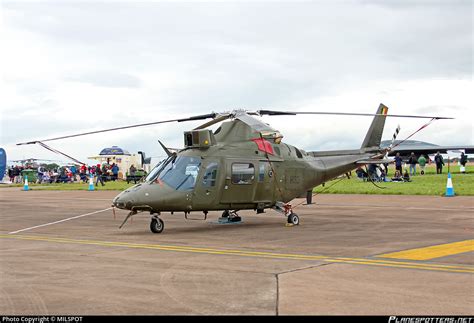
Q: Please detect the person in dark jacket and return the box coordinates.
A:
[394,152,403,174]
[460,152,468,174]
[460,152,467,166]
[95,164,105,186]
[408,152,418,176]
[111,163,119,181]
[434,151,445,174]
[403,169,411,182]
[13,166,21,183]
[8,166,14,182]
[129,165,137,184]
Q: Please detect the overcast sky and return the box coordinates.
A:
[1,0,472,165]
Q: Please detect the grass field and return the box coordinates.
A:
[2,164,473,196]
[1,180,135,191]
[314,166,474,196]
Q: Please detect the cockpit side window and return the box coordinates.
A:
[202,162,218,187]
[148,156,201,191]
[145,156,174,182]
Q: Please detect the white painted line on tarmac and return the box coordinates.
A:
[5,196,114,202]
[313,203,474,211]
[8,207,113,234]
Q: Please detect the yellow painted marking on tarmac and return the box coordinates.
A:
[1,234,473,274]
[379,240,474,261]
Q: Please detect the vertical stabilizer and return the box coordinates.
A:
[360,103,388,149]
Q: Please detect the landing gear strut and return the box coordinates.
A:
[273,202,300,226]
[150,215,164,233]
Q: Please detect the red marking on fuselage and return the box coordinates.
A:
[252,138,274,155]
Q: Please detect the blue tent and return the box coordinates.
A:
[99,146,131,156]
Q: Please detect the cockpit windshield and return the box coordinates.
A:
[146,155,201,191]
[145,156,173,182]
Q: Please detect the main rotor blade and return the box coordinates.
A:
[257,110,453,120]
[16,113,217,145]
[36,141,86,165]
[193,113,231,130]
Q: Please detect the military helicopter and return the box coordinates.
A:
[18,104,450,233]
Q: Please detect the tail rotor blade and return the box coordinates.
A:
[390,124,401,149]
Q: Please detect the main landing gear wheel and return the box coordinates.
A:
[287,213,300,225]
[150,218,164,233]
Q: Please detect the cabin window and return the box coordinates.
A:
[231,163,255,185]
[258,163,265,182]
[202,162,218,187]
[295,148,303,158]
[273,146,281,156]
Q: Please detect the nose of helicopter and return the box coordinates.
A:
[112,190,135,210]
[112,182,185,213]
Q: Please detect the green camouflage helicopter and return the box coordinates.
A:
[18,104,449,233]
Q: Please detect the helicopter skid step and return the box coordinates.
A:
[212,210,243,224]
[211,217,244,225]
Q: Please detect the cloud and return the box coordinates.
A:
[1,1,472,163]
[64,71,142,88]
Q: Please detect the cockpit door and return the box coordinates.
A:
[192,159,220,209]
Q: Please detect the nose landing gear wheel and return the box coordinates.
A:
[150,218,164,233]
[287,213,300,225]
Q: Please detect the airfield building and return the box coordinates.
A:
[88,146,150,179]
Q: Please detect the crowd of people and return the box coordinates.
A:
[7,162,123,186]
[355,151,469,183]
[394,151,468,176]
[7,165,23,183]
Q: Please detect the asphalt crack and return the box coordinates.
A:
[274,262,333,316]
